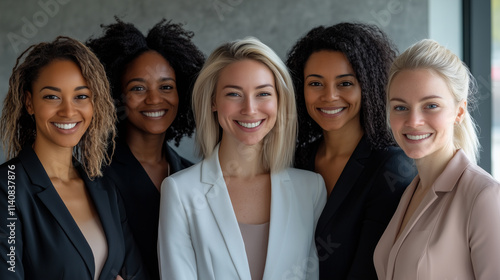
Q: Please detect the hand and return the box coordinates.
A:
[116,275,124,280]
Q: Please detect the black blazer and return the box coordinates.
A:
[0,147,146,280]
[296,136,416,280]
[104,141,193,280]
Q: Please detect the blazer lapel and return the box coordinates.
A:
[202,146,251,279]
[20,148,95,278]
[262,170,291,279]
[316,137,372,235]
[82,175,118,279]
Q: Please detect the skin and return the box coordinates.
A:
[303,50,364,195]
[121,50,178,189]
[388,68,466,235]
[212,59,278,224]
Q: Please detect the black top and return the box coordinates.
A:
[296,136,417,280]
[105,140,193,280]
[0,147,146,280]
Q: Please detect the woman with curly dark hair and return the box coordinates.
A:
[0,36,145,279]
[87,18,204,279]
[286,22,416,279]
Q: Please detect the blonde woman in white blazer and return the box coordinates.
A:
[158,37,326,280]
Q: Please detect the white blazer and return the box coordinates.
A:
[158,145,326,280]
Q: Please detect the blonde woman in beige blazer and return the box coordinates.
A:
[374,39,500,280]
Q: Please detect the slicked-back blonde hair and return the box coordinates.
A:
[192,37,297,172]
[387,39,480,163]
[0,36,116,178]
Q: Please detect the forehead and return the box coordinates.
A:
[389,69,454,101]
[124,50,175,78]
[217,59,275,85]
[304,50,354,75]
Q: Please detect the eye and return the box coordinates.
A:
[339,81,353,87]
[426,103,438,109]
[226,92,240,97]
[76,94,90,100]
[258,92,272,97]
[393,105,407,111]
[160,85,174,91]
[130,85,145,92]
[307,81,322,87]
[43,95,59,100]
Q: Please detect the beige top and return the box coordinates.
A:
[78,218,108,280]
[239,222,270,280]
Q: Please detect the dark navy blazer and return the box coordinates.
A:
[0,147,146,280]
[296,136,417,280]
[105,141,193,280]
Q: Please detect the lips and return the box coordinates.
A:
[53,122,77,130]
[142,110,166,118]
[405,133,431,140]
[236,120,263,128]
[319,107,344,115]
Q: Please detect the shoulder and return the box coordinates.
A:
[459,164,500,194]
[280,167,325,194]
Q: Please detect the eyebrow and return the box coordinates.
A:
[223,84,274,90]
[390,95,443,102]
[125,77,176,86]
[305,73,355,79]
[40,85,89,92]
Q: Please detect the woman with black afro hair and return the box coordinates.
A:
[87,18,204,279]
[286,22,416,279]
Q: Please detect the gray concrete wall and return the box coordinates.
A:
[0,0,428,163]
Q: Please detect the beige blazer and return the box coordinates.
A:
[374,150,500,280]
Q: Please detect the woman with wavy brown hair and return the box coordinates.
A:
[0,36,145,280]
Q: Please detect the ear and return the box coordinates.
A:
[211,100,217,112]
[25,91,34,115]
[455,100,467,124]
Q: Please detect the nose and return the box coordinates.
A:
[319,84,339,102]
[58,98,76,117]
[145,89,162,105]
[241,96,256,115]
[405,110,424,128]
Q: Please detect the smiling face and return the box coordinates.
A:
[213,59,278,148]
[388,69,466,161]
[25,59,93,151]
[121,50,178,137]
[303,50,363,135]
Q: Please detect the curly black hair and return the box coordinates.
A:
[286,22,397,154]
[86,17,205,146]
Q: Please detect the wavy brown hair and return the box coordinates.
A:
[0,36,116,178]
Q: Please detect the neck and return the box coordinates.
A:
[414,144,456,191]
[321,123,364,158]
[32,141,76,181]
[218,137,267,178]
[125,128,166,164]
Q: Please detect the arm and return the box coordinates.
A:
[0,163,24,280]
[469,182,500,279]
[347,151,415,279]
[158,177,197,280]
[307,173,327,280]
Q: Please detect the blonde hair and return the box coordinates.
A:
[387,39,480,163]
[192,37,297,172]
[0,36,116,178]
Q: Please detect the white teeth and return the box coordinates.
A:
[406,133,431,140]
[142,111,165,118]
[320,108,343,114]
[54,123,77,130]
[237,120,262,128]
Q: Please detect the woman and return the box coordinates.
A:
[286,22,416,279]
[0,37,145,279]
[374,39,500,279]
[157,37,326,279]
[87,18,204,279]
